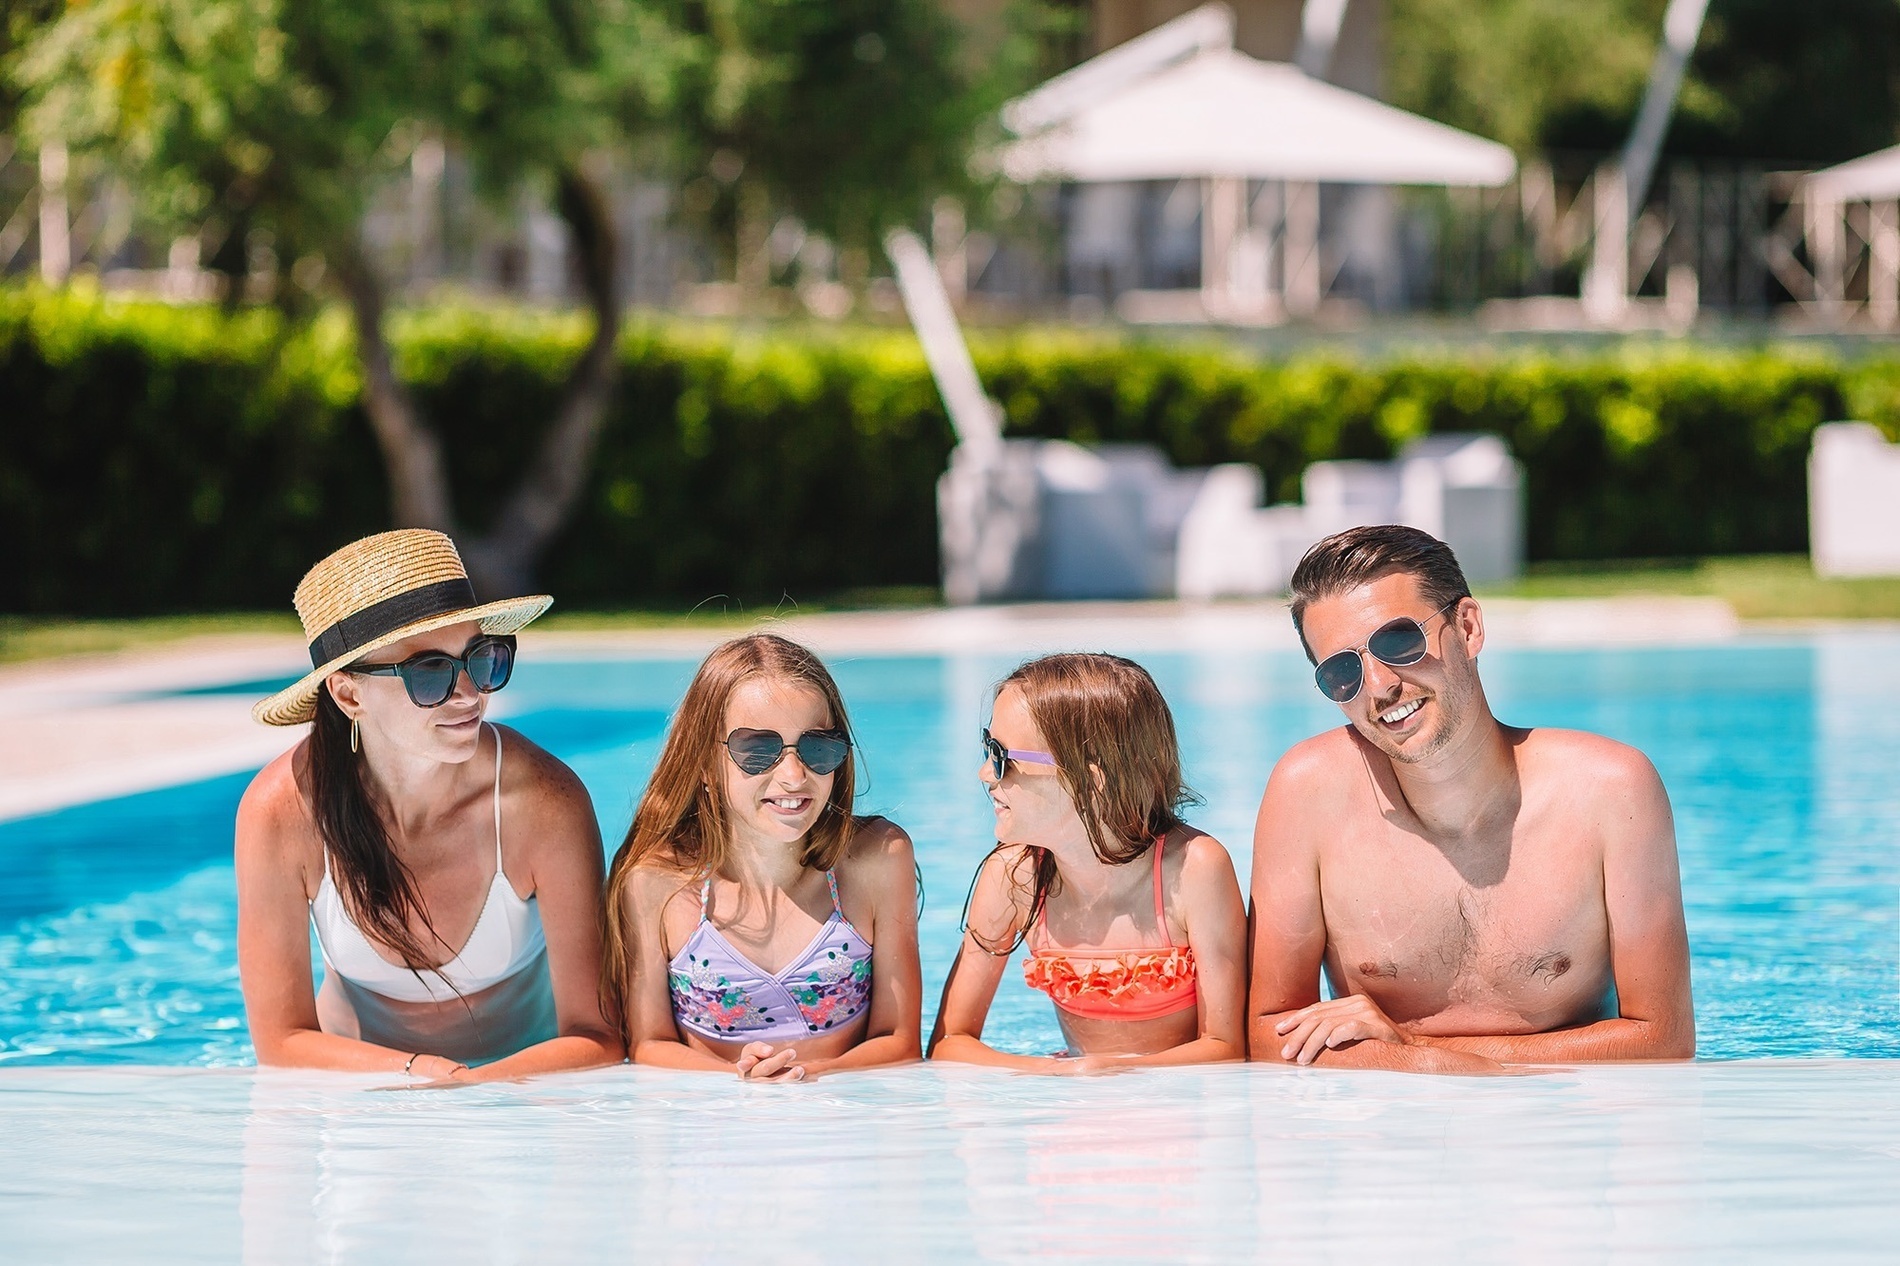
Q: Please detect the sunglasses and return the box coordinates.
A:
[344,635,516,708]
[1313,600,1462,704]
[722,728,851,777]
[981,728,1058,781]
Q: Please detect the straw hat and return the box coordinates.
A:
[254,529,551,726]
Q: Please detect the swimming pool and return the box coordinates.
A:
[3,633,1898,1262]
[3,636,1897,1064]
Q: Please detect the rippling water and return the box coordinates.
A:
[3,634,1898,1064]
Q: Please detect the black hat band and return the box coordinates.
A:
[308,578,479,668]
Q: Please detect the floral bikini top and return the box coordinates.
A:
[1022,835,1199,1022]
[668,870,874,1044]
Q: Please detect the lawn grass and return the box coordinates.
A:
[2,567,1893,667]
[1483,554,1900,619]
[0,612,303,665]
[0,588,945,666]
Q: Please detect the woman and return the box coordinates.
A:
[235,529,621,1080]
[606,633,920,1081]
[929,653,1247,1071]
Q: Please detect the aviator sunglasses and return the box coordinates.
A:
[722,728,851,777]
[344,634,516,708]
[1312,599,1463,704]
[981,728,1058,780]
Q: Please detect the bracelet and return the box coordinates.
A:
[403,1052,421,1076]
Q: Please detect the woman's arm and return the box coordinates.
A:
[1088,832,1248,1069]
[465,740,624,1082]
[798,820,923,1077]
[235,752,464,1079]
[927,847,1065,1072]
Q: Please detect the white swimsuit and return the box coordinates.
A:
[310,724,557,1064]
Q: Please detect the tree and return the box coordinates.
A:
[667,0,993,254]
[12,0,684,598]
[1384,0,1900,165]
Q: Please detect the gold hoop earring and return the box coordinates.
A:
[350,717,361,754]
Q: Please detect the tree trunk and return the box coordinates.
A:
[460,165,623,598]
[334,247,458,534]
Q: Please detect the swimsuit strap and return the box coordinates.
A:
[1152,834,1173,949]
[489,722,504,876]
[698,875,713,922]
[824,868,842,915]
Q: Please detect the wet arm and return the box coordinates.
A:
[467,773,624,1081]
[1102,835,1248,1068]
[802,827,922,1076]
[1247,762,1501,1075]
[622,870,738,1071]
[1417,761,1694,1065]
[928,852,1063,1072]
[236,771,460,1077]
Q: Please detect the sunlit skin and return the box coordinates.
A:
[1247,573,1696,1072]
[928,685,1248,1073]
[622,676,922,1081]
[234,621,624,1082]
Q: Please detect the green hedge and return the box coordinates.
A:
[3,285,1894,614]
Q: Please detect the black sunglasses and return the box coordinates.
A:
[344,634,516,708]
[722,727,851,777]
[1313,600,1462,703]
[981,728,1058,781]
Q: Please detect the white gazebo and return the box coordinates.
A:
[1803,144,1900,326]
[998,2,1516,320]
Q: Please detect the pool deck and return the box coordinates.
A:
[0,595,1754,822]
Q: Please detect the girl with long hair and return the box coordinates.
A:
[235,530,622,1081]
[929,653,1247,1071]
[605,634,921,1081]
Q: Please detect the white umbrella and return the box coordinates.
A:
[1000,46,1516,189]
[1806,144,1900,204]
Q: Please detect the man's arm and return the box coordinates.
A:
[1248,746,1503,1075]
[1417,750,1695,1064]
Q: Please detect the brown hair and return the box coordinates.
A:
[968,652,1199,954]
[1288,525,1471,662]
[303,686,449,973]
[601,634,859,1034]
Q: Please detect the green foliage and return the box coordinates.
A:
[10,0,671,260]
[2,287,1892,615]
[662,0,996,248]
[1385,0,1900,163]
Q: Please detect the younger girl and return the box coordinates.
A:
[930,653,1247,1071]
[607,634,921,1081]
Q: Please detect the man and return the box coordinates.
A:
[1249,525,1694,1072]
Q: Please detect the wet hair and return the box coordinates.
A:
[964,652,1199,955]
[304,687,446,973]
[1288,525,1472,662]
[601,633,859,1038]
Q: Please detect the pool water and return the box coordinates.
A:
[2,635,1897,1065]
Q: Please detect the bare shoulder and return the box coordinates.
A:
[1265,726,1364,797]
[969,842,1041,929]
[1521,728,1669,806]
[622,852,701,920]
[844,814,917,872]
[492,724,600,854]
[235,744,320,872]
[494,724,591,806]
[1172,825,1239,884]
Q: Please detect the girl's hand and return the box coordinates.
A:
[736,1042,806,1082]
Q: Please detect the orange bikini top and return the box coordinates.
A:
[1021,835,1199,1022]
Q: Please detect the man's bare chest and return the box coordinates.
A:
[1317,839,1611,1028]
